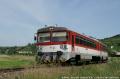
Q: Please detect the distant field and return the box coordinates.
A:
[0,55,35,69]
[1,56,120,79]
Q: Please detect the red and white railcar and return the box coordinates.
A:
[35,26,108,64]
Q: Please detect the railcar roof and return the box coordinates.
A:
[37,26,68,32]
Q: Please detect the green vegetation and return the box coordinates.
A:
[2,57,120,79]
[0,55,35,69]
[101,34,120,52]
[0,43,37,55]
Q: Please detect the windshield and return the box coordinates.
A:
[52,32,68,42]
[38,32,68,43]
[38,33,50,43]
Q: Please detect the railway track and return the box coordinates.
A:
[0,61,107,75]
[0,67,25,74]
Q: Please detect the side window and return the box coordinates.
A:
[79,37,84,45]
[75,35,96,48]
[75,36,80,44]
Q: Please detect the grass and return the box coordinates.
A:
[1,57,120,79]
[0,55,35,69]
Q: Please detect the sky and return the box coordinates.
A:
[0,0,120,46]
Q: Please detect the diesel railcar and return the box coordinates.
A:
[35,26,108,64]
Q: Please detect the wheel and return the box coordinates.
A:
[85,61,90,65]
[70,58,76,65]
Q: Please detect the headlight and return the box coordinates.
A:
[60,44,67,50]
[39,46,43,50]
[64,44,67,49]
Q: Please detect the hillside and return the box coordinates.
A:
[0,43,37,55]
[101,34,120,52]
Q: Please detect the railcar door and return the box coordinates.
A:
[72,35,75,51]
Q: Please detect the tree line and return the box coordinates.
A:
[0,43,37,55]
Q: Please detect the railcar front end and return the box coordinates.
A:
[36,28,71,63]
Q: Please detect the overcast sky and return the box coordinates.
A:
[0,0,120,46]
